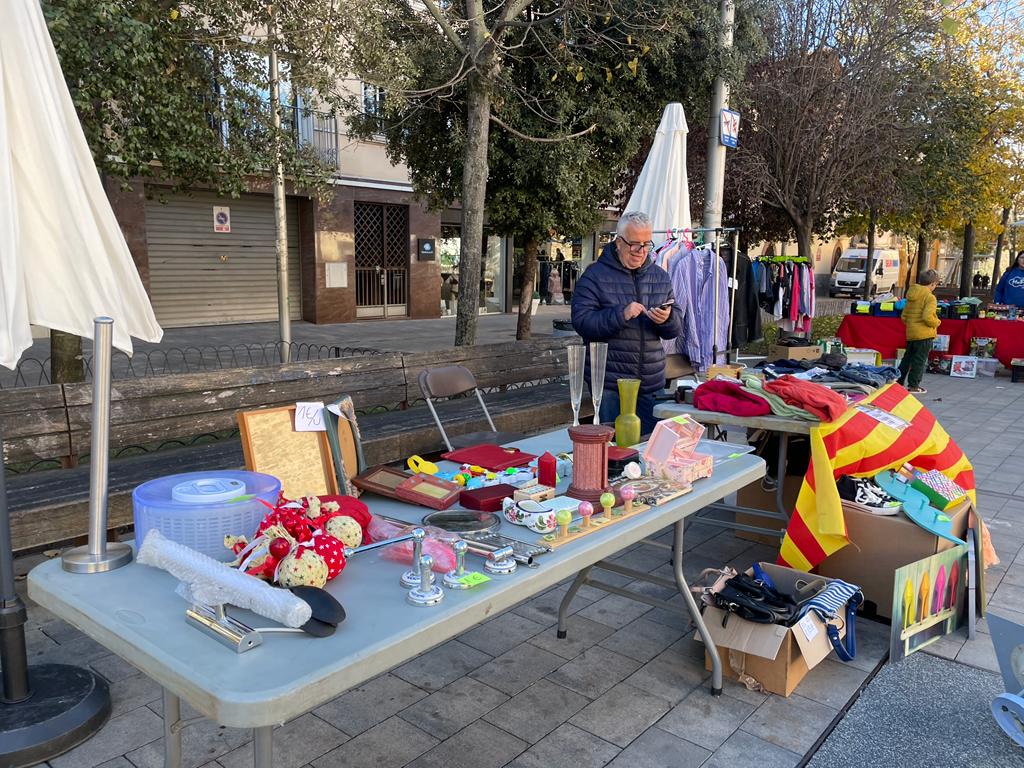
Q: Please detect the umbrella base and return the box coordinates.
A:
[0,664,111,767]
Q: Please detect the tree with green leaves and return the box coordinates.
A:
[43,0,349,378]
[342,0,731,345]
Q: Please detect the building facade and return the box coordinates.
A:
[107,106,449,329]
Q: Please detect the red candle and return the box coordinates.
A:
[538,451,557,487]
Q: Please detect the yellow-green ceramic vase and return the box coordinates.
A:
[614,378,641,447]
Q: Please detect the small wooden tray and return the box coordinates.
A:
[396,474,461,510]
[538,500,654,549]
[351,465,411,499]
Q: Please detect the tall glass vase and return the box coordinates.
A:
[589,342,608,425]
[567,343,585,427]
[614,378,641,447]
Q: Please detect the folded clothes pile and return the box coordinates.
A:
[759,357,900,393]
[763,375,848,421]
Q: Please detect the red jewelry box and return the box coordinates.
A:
[459,483,516,512]
[441,444,535,471]
[608,446,639,474]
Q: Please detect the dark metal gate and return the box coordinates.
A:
[354,202,409,318]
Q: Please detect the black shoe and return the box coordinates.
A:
[837,475,902,515]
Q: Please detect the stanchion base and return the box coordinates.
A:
[61,541,132,574]
[0,663,111,767]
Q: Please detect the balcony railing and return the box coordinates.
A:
[206,97,341,172]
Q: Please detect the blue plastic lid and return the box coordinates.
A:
[171,477,247,504]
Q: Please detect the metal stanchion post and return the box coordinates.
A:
[62,317,132,573]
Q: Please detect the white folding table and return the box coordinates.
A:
[653,402,817,537]
[29,429,764,768]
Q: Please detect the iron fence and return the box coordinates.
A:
[1,342,381,389]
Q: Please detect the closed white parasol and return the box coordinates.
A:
[1,2,162,763]
[624,102,691,240]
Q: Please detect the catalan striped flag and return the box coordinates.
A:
[778,383,975,572]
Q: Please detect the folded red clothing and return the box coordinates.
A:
[694,379,771,417]
[763,375,847,421]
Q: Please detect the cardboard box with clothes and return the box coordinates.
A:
[700,564,849,697]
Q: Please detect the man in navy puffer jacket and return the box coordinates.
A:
[572,211,681,433]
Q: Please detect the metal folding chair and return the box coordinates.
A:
[417,365,525,452]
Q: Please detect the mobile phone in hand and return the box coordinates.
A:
[656,300,675,310]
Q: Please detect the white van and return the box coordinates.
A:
[828,248,901,297]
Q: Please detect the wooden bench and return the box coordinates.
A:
[4,338,588,552]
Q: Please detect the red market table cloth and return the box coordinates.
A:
[837,315,1024,367]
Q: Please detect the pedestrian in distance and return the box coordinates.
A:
[898,269,941,394]
[571,210,681,433]
[994,251,1024,307]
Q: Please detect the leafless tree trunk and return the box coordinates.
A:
[960,219,974,297]
[516,235,539,340]
[454,70,492,346]
[993,207,1011,288]
[862,207,877,300]
[50,330,85,384]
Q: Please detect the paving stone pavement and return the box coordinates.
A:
[12,370,1024,767]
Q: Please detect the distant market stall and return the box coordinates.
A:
[838,315,1024,368]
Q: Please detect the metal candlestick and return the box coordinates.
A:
[484,546,517,575]
[589,342,608,425]
[399,529,427,588]
[407,555,444,606]
[443,541,472,590]
[567,343,585,427]
[62,318,132,574]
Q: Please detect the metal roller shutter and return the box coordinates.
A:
[145,191,302,327]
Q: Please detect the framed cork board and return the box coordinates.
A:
[237,405,339,499]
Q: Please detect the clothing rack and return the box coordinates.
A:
[749,254,814,344]
[659,226,742,371]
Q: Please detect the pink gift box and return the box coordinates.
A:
[650,452,713,486]
[643,416,705,465]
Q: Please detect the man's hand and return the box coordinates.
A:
[647,306,671,324]
[623,302,646,321]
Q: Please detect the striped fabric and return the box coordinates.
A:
[797,579,861,621]
[778,383,975,572]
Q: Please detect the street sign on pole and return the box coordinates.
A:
[720,109,740,148]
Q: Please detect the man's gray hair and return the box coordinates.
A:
[616,211,652,237]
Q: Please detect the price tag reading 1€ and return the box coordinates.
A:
[459,572,492,587]
[294,402,326,432]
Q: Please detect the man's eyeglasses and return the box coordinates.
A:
[617,235,655,254]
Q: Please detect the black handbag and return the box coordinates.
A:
[713,573,798,626]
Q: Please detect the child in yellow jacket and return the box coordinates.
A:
[898,269,941,393]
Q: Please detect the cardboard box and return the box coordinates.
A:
[735,475,802,546]
[768,344,821,362]
[845,348,882,366]
[817,499,970,619]
[700,563,847,697]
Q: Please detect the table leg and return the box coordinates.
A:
[672,520,722,695]
[556,566,593,639]
[775,433,789,517]
[163,688,182,768]
[253,725,273,768]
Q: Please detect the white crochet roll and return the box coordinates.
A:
[137,529,311,628]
